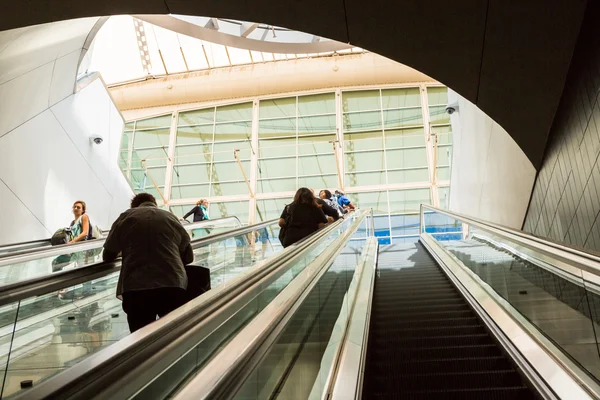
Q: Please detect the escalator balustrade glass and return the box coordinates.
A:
[422,208,600,382]
[0,219,276,399]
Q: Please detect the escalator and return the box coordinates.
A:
[9,206,600,399]
[362,243,537,399]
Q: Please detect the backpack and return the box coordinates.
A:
[91,224,103,240]
[278,205,292,246]
[325,198,344,217]
[51,228,73,246]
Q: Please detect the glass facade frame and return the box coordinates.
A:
[119,84,452,242]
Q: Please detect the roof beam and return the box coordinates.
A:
[204,18,219,30]
[240,22,259,38]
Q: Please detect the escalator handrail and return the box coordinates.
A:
[0,216,241,264]
[421,204,600,276]
[0,218,274,308]
[15,214,354,400]
[173,210,370,400]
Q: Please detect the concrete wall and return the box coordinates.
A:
[448,90,536,229]
[0,19,133,244]
[523,1,600,251]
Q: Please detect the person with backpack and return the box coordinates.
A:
[319,189,344,218]
[334,190,356,213]
[69,200,92,243]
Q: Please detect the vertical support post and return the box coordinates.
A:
[462,222,470,240]
[335,88,345,190]
[163,111,179,208]
[248,98,260,225]
[420,84,437,207]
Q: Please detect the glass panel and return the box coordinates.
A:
[342,90,380,112]
[436,166,451,181]
[381,87,421,109]
[347,191,388,213]
[387,168,430,184]
[391,214,421,236]
[259,138,296,158]
[383,108,423,128]
[297,135,336,156]
[386,147,428,169]
[176,125,213,145]
[343,111,381,131]
[125,122,135,130]
[298,154,336,176]
[297,175,338,190]
[344,151,385,173]
[257,178,297,193]
[144,167,167,186]
[214,122,252,142]
[297,115,336,136]
[175,144,213,164]
[259,97,296,119]
[258,158,296,179]
[345,171,386,187]
[259,118,296,139]
[436,145,452,165]
[385,128,426,148]
[298,93,335,115]
[135,114,172,129]
[427,87,448,105]
[172,164,211,185]
[429,105,450,124]
[389,188,431,213]
[212,141,251,162]
[213,162,249,182]
[133,129,170,148]
[344,131,384,152]
[438,186,450,209]
[255,198,293,221]
[132,148,168,167]
[209,201,249,224]
[211,181,250,197]
[170,184,210,199]
[435,125,453,144]
[215,102,252,122]
[178,109,214,126]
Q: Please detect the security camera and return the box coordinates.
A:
[90,135,104,145]
[445,101,459,115]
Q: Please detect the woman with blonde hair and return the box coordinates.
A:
[182,199,210,222]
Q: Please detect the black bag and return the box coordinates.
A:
[278,205,291,246]
[185,263,211,301]
[51,228,73,246]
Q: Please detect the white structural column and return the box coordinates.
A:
[334,88,345,190]
[163,111,179,206]
[420,84,438,207]
[248,99,260,224]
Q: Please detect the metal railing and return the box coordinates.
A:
[14,214,357,400]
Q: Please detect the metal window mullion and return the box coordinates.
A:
[163,112,179,204]
[248,99,260,224]
[295,96,299,189]
[420,84,438,207]
[335,88,345,189]
[208,107,216,197]
[127,120,136,182]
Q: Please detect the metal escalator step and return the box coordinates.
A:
[372,333,494,348]
[373,297,465,311]
[372,324,486,338]
[374,287,458,298]
[370,356,513,374]
[373,316,479,329]
[371,344,502,359]
[366,386,535,399]
[370,370,524,391]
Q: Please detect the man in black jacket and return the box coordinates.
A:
[103,193,194,332]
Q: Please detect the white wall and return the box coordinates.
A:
[0,19,133,244]
[448,90,536,229]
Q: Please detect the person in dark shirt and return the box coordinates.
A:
[279,187,330,248]
[181,199,209,222]
[319,189,344,217]
[103,193,194,333]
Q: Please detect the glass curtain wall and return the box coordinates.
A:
[119,85,452,243]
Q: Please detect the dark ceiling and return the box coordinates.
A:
[0,0,589,168]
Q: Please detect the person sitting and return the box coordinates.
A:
[334,190,356,213]
[69,200,92,243]
[103,193,194,333]
[279,187,330,248]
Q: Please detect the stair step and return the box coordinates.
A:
[372,324,486,338]
[370,356,513,374]
[372,333,495,348]
[371,344,502,359]
[373,316,479,329]
[365,386,535,400]
[370,370,524,391]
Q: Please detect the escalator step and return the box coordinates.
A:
[373,302,470,315]
[370,370,523,390]
[371,344,502,359]
[367,386,535,399]
[374,288,459,299]
[372,333,494,348]
[372,324,486,338]
[370,356,513,374]
[373,316,479,329]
